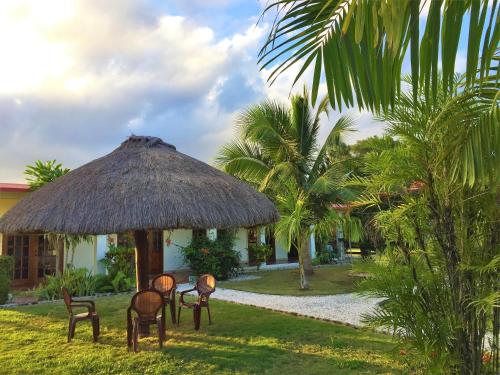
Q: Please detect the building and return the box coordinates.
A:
[1,182,315,288]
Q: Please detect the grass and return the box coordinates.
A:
[0,294,403,374]
[219,265,359,296]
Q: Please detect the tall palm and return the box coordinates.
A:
[259,1,499,112]
[216,88,357,288]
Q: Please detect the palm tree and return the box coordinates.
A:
[216,88,358,288]
[258,1,499,111]
[354,75,499,374]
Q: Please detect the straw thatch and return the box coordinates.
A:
[0,136,279,235]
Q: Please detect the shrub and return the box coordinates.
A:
[248,243,272,270]
[36,268,97,300]
[100,244,135,279]
[314,249,335,265]
[0,256,14,304]
[181,231,240,280]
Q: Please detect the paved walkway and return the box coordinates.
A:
[178,283,382,327]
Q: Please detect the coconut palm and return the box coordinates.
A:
[216,88,358,289]
[259,1,499,111]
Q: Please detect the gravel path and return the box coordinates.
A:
[178,283,382,327]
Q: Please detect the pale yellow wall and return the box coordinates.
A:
[234,228,249,263]
[0,191,29,255]
[0,191,28,217]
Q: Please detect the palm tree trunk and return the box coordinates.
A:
[301,233,314,275]
[298,241,309,290]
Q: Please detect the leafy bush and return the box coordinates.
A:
[181,231,240,280]
[36,268,97,300]
[100,244,135,279]
[0,256,14,304]
[314,249,335,265]
[248,243,272,270]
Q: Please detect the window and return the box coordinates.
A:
[37,235,56,278]
[7,235,29,280]
[151,230,163,252]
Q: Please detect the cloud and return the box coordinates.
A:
[0,0,268,181]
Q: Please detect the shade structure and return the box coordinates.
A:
[0,136,279,235]
[0,136,279,306]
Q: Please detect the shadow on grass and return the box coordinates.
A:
[0,295,401,374]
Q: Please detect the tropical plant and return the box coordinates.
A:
[181,232,241,280]
[216,88,359,289]
[24,160,70,190]
[248,242,273,270]
[259,0,499,112]
[36,268,97,300]
[100,244,135,279]
[354,75,499,374]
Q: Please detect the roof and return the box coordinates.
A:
[0,183,30,193]
[0,136,279,235]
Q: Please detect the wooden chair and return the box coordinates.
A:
[62,287,100,343]
[151,273,177,334]
[127,289,165,352]
[177,274,216,330]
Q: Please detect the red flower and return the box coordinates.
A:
[399,349,407,356]
[482,352,491,364]
[201,247,209,254]
[165,239,172,246]
[107,235,115,244]
[429,351,437,359]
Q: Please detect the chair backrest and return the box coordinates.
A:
[196,274,216,296]
[61,287,73,314]
[130,290,163,321]
[152,273,176,296]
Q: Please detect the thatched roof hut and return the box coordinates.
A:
[0,136,279,293]
[0,136,279,234]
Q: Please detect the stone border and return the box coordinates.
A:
[0,290,134,308]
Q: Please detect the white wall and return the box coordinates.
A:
[275,241,288,261]
[234,228,248,263]
[65,237,97,273]
[163,229,192,271]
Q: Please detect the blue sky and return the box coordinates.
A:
[0,0,477,182]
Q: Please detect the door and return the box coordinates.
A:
[4,234,35,287]
[247,228,259,266]
[148,230,164,274]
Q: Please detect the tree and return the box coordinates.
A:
[25,160,70,190]
[259,0,499,111]
[354,76,499,374]
[216,88,358,288]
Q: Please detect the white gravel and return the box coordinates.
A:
[177,283,382,327]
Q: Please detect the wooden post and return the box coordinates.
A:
[134,230,150,292]
[133,229,150,336]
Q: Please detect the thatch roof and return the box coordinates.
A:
[0,136,279,235]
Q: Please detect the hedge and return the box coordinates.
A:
[0,256,14,304]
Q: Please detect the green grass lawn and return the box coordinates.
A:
[0,294,402,374]
[219,265,359,296]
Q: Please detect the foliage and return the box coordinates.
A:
[217,88,360,289]
[180,232,240,280]
[36,268,97,300]
[314,249,335,265]
[100,244,135,279]
[24,159,70,190]
[248,242,273,269]
[354,77,499,374]
[259,0,499,113]
[0,256,14,304]
[0,295,403,374]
